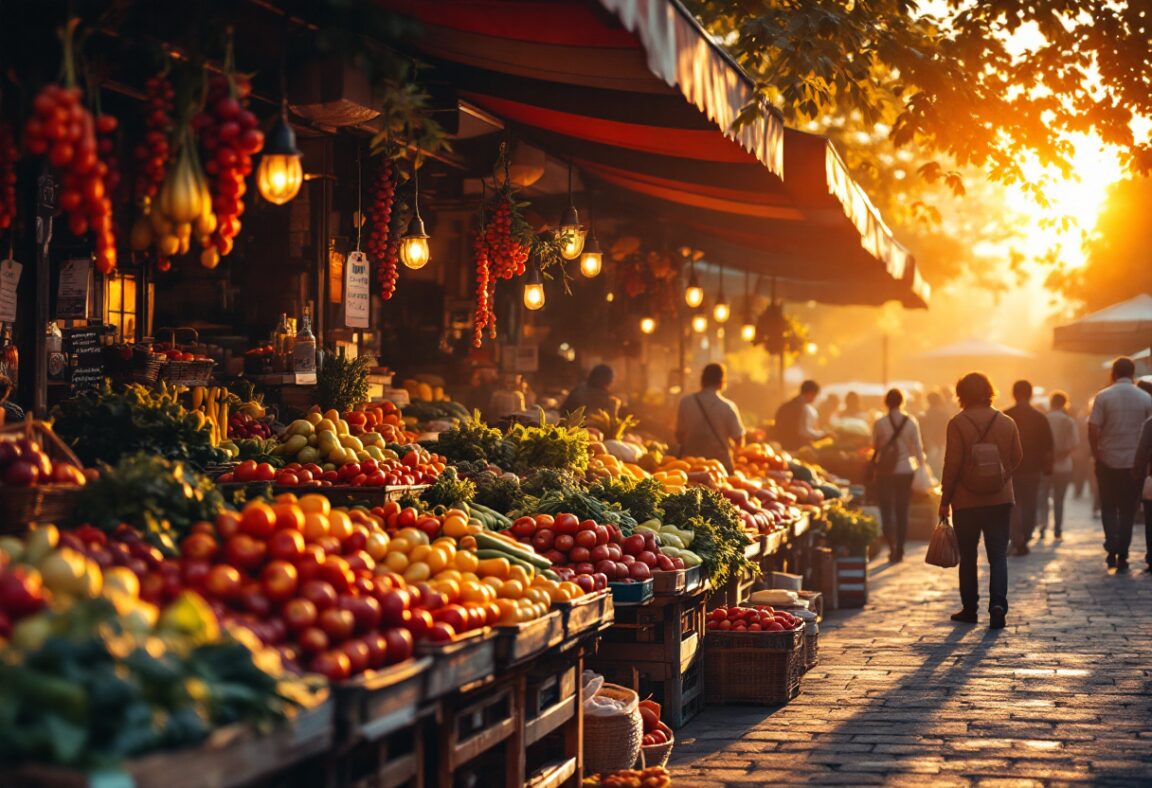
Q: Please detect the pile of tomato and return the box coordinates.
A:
[706,605,802,633]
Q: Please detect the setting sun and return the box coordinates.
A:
[1003,134,1126,270]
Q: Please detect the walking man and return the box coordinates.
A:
[1039,391,1079,539]
[1005,380,1054,555]
[1089,358,1152,572]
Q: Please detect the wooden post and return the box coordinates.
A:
[33,171,56,417]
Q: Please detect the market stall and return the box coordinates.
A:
[0,1,910,785]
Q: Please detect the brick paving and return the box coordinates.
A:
[670,498,1152,785]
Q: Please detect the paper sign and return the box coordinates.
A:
[0,258,21,322]
[344,251,370,328]
[57,258,92,320]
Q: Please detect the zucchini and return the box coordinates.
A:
[474,532,552,569]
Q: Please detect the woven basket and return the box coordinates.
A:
[802,623,819,672]
[704,624,805,706]
[638,733,675,769]
[160,359,215,387]
[584,683,643,776]
[0,421,85,533]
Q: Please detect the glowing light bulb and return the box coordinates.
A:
[691,314,707,333]
[257,113,303,205]
[740,323,756,342]
[712,300,730,323]
[640,316,656,334]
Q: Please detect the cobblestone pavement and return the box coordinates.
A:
[670,497,1152,785]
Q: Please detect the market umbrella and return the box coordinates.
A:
[1100,347,1151,374]
[915,337,1035,360]
[1053,294,1152,354]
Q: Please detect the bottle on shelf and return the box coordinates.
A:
[0,323,17,387]
[274,311,295,373]
[46,321,66,382]
[292,306,317,382]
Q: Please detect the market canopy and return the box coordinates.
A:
[1053,294,1152,354]
[915,337,1035,360]
[380,0,928,308]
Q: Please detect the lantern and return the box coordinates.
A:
[256,108,303,205]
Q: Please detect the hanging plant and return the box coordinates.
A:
[755,303,810,358]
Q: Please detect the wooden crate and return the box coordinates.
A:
[333,707,434,788]
[2,701,333,788]
[651,565,702,596]
[595,593,706,669]
[587,653,703,731]
[555,590,613,639]
[835,554,869,609]
[523,650,583,788]
[333,657,430,742]
[494,610,564,668]
[434,673,524,787]
[416,629,496,699]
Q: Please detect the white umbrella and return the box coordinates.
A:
[916,337,1035,360]
[1054,294,1152,354]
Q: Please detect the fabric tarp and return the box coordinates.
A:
[1053,294,1152,354]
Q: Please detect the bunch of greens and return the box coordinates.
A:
[427,413,509,464]
[0,598,310,769]
[518,488,638,532]
[589,476,665,524]
[315,352,371,413]
[76,453,227,554]
[661,487,758,586]
[520,467,585,499]
[51,383,224,468]
[506,416,590,475]
[822,502,881,555]
[419,466,475,509]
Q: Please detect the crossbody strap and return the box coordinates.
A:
[872,414,907,462]
[694,393,728,451]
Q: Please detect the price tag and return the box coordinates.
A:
[0,258,21,322]
[344,250,370,328]
[57,257,92,320]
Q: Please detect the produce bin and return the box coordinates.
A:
[609,579,653,605]
[416,628,496,698]
[704,624,806,706]
[494,609,564,667]
[556,589,614,638]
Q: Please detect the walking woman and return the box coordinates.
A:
[871,388,927,563]
[939,372,1023,629]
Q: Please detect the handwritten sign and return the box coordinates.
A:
[344,251,370,328]
[65,327,106,392]
[0,258,21,322]
[57,258,92,320]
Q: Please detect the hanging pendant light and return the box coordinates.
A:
[399,161,430,270]
[523,263,545,310]
[691,313,707,333]
[557,162,585,260]
[257,100,303,205]
[739,270,756,341]
[684,262,704,308]
[579,226,603,277]
[712,264,730,323]
[640,315,656,334]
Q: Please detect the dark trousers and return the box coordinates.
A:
[954,504,1012,614]
[1038,472,1072,534]
[876,473,914,551]
[1010,471,1043,548]
[1096,464,1141,559]
[1145,498,1152,566]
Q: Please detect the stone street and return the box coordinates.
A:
[671,497,1152,785]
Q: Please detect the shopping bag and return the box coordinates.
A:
[912,464,937,495]
[925,517,960,568]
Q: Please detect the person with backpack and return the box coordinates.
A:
[939,372,1023,629]
[870,388,927,563]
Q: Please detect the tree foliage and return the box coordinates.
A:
[688,0,1151,190]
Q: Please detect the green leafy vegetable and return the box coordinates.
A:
[419,466,475,509]
[661,487,758,587]
[589,476,665,525]
[506,415,590,475]
[822,501,880,554]
[51,382,224,468]
[76,453,227,554]
[427,412,508,463]
[315,352,371,413]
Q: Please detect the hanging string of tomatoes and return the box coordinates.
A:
[133,74,174,207]
[23,21,117,274]
[0,120,16,233]
[367,159,399,300]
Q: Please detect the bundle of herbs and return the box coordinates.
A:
[660,487,758,587]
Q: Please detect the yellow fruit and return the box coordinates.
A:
[508,565,532,588]
[454,551,479,573]
[498,579,524,599]
[102,566,141,599]
[384,552,409,572]
[433,569,462,584]
[403,561,431,583]
[427,547,451,574]
[299,494,331,516]
[365,532,390,561]
[398,527,429,547]
[432,579,460,602]
[410,545,432,563]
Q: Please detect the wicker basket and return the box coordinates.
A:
[584,683,643,776]
[704,624,805,706]
[802,622,819,671]
[160,358,215,387]
[638,733,675,769]
[0,421,85,533]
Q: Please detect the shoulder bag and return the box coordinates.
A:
[865,415,907,483]
[694,394,734,472]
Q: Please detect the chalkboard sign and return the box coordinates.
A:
[65,327,106,392]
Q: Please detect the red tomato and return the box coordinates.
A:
[224,534,267,570]
[204,564,242,599]
[382,627,414,664]
[395,507,418,530]
[281,597,318,631]
[254,463,277,482]
[300,579,339,610]
[553,513,580,534]
[378,589,411,625]
[234,460,258,482]
[180,532,219,561]
[261,560,299,601]
[342,639,371,675]
[241,502,277,538]
[310,650,351,681]
[511,517,537,537]
[532,529,555,551]
[403,608,433,640]
[268,529,305,562]
[318,607,355,643]
[181,559,212,589]
[435,604,469,633]
[363,633,389,669]
[318,556,354,594]
[272,503,305,532]
[554,534,575,553]
[277,472,299,486]
[427,622,455,642]
[574,530,597,549]
[339,594,382,633]
[298,626,329,654]
[343,526,369,554]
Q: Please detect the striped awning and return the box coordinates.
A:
[381,0,928,308]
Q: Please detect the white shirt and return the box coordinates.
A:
[1089,379,1152,468]
[871,410,926,475]
[800,403,822,441]
[676,389,745,464]
[1046,409,1080,474]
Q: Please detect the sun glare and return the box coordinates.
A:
[1002,134,1124,270]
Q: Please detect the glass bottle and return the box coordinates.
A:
[274,312,295,372]
[46,321,66,382]
[292,306,317,378]
[0,324,17,387]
